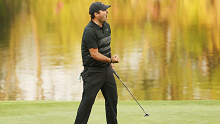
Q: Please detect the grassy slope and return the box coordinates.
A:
[0,100,220,124]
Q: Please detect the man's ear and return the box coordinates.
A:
[94,11,100,17]
[94,12,98,17]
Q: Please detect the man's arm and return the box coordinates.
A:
[89,48,119,63]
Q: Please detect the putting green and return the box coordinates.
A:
[0,100,219,124]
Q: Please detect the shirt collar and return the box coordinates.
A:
[91,20,105,29]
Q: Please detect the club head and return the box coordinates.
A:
[144,113,150,117]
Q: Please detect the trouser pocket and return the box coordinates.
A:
[81,67,89,82]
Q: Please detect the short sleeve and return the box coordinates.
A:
[83,28,98,49]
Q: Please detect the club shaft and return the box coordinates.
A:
[113,70,147,115]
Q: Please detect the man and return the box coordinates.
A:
[74,2,119,124]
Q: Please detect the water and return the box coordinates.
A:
[0,0,220,101]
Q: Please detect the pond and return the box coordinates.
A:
[0,0,220,101]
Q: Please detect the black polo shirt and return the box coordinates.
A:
[81,20,111,67]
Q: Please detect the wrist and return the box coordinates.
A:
[110,58,113,63]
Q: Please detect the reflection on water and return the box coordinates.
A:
[0,0,220,101]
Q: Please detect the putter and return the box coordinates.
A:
[113,69,150,117]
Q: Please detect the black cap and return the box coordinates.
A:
[89,2,111,15]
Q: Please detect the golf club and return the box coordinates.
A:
[113,69,150,117]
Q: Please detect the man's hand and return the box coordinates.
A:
[111,55,119,63]
[110,63,114,69]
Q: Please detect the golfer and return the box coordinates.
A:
[74,2,119,124]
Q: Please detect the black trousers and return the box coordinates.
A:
[74,66,118,124]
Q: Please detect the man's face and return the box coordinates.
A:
[97,9,109,23]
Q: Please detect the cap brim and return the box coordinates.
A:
[101,5,111,10]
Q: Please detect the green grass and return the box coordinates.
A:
[0,100,220,124]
